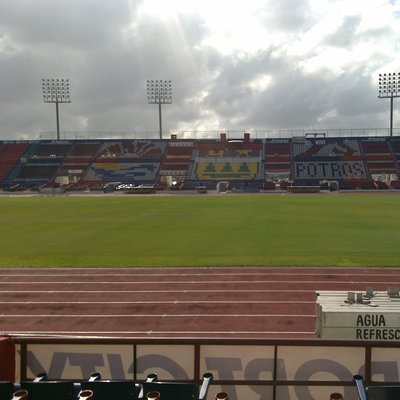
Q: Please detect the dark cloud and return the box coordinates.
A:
[0,0,397,139]
[200,49,388,131]
[324,15,362,47]
[0,0,135,48]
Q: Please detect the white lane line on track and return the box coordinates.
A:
[0,280,397,284]
[2,330,314,335]
[0,266,398,271]
[1,272,399,277]
[0,300,314,304]
[0,289,318,293]
[0,313,313,318]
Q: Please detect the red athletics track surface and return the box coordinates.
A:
[0,267,399,339]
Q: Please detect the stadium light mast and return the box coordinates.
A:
[378,72,400,136]
[146,80,172,139]
[42,78,71,140]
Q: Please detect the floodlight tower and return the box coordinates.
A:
[146,80,172,139]
[378,73,400,136]
[42,78,71,140]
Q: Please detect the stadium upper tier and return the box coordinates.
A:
[1,135,400,191]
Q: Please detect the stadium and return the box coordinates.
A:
[3,0,400,398]
[1,133,400,192]
[0,132,400,400]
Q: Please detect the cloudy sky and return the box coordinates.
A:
[0,0,399,140]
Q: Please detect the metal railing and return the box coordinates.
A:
[37,128,400,141]
[12,336,400,400]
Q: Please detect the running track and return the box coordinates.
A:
[0,267,399,339]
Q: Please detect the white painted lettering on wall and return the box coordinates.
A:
[295,161,366,179]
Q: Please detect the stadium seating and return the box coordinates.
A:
[353,374,400,400]
[191,140,263,185]
[19,380,77,400]
[293,138,361,158]
[30,143,73,158]
[291,138,376,187]
[67,142,102,157]
[195,161,260,180]
[389,139,400,155]
[164,143,194,161]
[96,141,166,160]
[361,140,392,155]
[265,141,292,183]
[11,165,59,189]
[360,139,397,176]
[158,141,194,180]
[1,136,400,190]
[81,372,213,400]
[142,372,213,400]
[80,380,142,400]
[83,162,159,184]
[9,371,212,400]
[0,382,15,400]
[0,143,30,183]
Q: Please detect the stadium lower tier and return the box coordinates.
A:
[1,136,400,191]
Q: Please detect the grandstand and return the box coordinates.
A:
[1,134,400,192]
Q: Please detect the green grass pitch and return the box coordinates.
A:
[0,194,399,267]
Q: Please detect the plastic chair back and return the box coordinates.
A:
[0,382,15,400]
[80,381,141,400]
[142,382,198,400]
[354,375,400,400]
[20,381,76,400]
